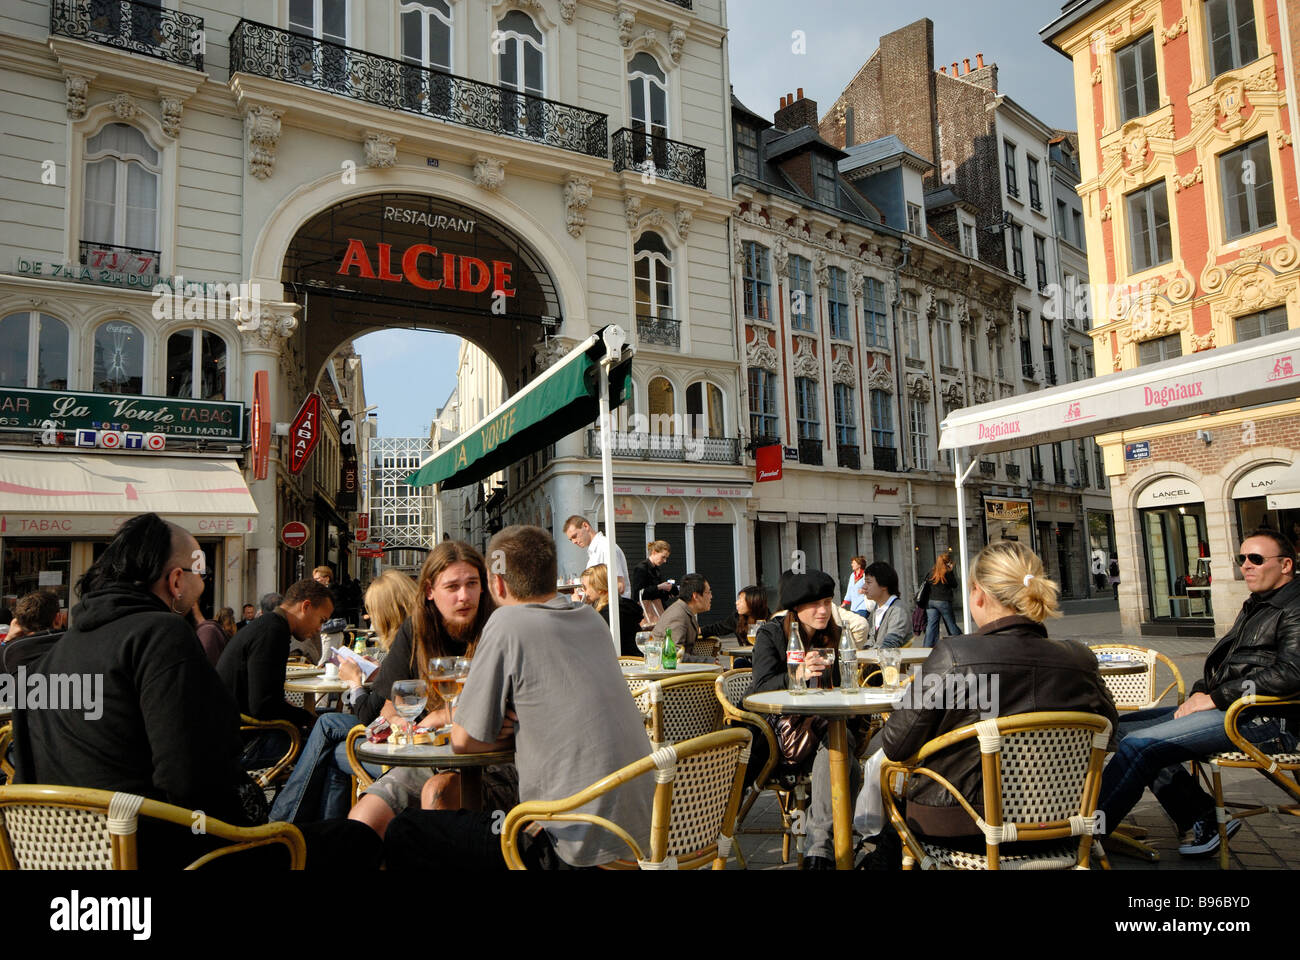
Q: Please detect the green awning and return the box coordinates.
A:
[407,334,632,490]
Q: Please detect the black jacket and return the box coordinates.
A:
[881,616,1118,838]
[216,610,314,728]
[747,617,841,694]
[631,558,676,605]
[596,597,645,657]
[1,628,63,676]
[1192,577,1300,712]
[13,586,250,825]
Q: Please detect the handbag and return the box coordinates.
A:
[911,603,927,635]
[771,714,828,774]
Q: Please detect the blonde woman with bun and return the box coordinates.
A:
[862,540,1118,868]
[631,538,678,608]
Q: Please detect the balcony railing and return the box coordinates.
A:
[635,314,680,349]
[797,437,823,466]
[52,0,205,70]
[872,446,899,472]
[78,240,161,277]
[585,430,740,464]
[228,20,609,159]
[611,127,706,189]
[1005,462,1021,481]
[979,460,996,477]
[661,0,693,7]
[836,444,860,470]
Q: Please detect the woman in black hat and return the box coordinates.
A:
[747,569,862,870]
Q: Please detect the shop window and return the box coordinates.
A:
[2,539,72,613]
[93,319,144,394]
[166,329,227,400]
[0,311,70,389]
[1141,503,1214,620]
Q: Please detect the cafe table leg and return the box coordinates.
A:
[827,718,853,870]
[461,767,484,811]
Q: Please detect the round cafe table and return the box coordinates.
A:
[858,648,932,665]
[1097,657,1147,676]
[354,739,514,810]
[744,687,905,870]
[284,675,349,714]
[621,662,721,682]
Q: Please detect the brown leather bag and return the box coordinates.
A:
[771,714,828,774]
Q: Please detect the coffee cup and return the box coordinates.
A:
[324,662,340,680]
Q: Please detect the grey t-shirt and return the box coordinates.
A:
[455,594,653,866]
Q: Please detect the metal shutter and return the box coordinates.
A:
[694,523,736,621]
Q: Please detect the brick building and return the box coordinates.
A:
[1044,0,1300,637]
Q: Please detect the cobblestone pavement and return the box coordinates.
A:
[727,601,1300,871]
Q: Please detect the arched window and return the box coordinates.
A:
[83,123,159,254]
[648,376,675,437]
[93,320,144,394]
[686,381,724,438]
[497,10,544,137]
[0,312,69,390]
[634,232,673,320]
[399,0,453,116]
[628,52,668,168]
[166,329,227,400]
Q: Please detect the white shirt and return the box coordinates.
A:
[587,532,631,599]
[871,595,896,631]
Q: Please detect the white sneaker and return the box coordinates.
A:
[1178,816,1240,856]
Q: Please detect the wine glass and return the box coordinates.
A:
[449,656,471,715]
[390,679,427,746]
[809,648,836,690]
[634,631,652,658]
[429,657,464,730]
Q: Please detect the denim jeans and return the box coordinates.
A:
[923,601,960,649]
[269,711,380,824]
[1098,704,1297,834]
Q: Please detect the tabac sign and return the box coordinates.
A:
[288,393,322,475]
[0,386,244,442]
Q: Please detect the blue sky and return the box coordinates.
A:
[355,2,1077,438]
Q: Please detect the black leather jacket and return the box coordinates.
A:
[1192,577,1300,712]
[881,616,1118,838]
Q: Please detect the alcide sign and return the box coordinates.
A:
[337,239,517,297]
[0,386,243,442]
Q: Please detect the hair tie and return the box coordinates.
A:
[1022,574,1034,587]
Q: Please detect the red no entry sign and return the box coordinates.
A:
[281,521,309,549]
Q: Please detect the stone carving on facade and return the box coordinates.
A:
[812,251,829,288]
[771,235,789,275]
[110,93,139,121]
[673,205,693,240]
[1280,131,1294,148]
[1162,16,1188,43]
[1190,95,1218,128]
[1215,77,1248,130]
[244,106,283,180]
[1190,329,1216,352]
[1112,352,1124,372]
[534,336,568,370]
[971,377,990,404]
[943,380,964,407]
[624,194,642,230]
[559,0,576,24]
[363,132,399,168]
[1173,166,1203,192]
[1091,66,1103,85]
[849,263,865,292]
[640,206,666,230]
[473,154,506,190]
[831,354,855,386]
[867,362,894,392]
[563,175,592,238]
[668,25,686,63]
[1100,201,1113,221]
[746,335,779,372]
[733,232,746,268]
[1120,304,1185,343]
[159,96,184,138]
[1243,62,1278,93]
[236,300,300,350]
[907,373,931,398]
[1271,239,1299,272]
[792,337,820,379]
[64,73,90,120]
[614,3,635,46]
[1220,265,1288,316]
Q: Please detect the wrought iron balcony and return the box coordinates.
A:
[797,437,823,466]
[635,314,680,349]
[836,444,861,470]
[78,239,161,277]
[228,20,609,159]
[872,446,899,472]
[979,460,996,477]
[661,0,693,7]
[585,430,740,464]
[611,127,706,189]
[51,0,204,70]
[1005,462,1021,481]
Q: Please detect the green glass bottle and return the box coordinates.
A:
[662,626,678,670]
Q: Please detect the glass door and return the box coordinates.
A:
[1142,505,1213,620]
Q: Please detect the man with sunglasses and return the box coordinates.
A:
[1098,529,1300,856]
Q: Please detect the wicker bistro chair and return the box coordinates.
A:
[0,724,13,784]
[714,668,811,868]
[1089,643,1186,710]
[344,724,375,806]
[1204,695,1300,869]
[618,656,644,667]
[689,638,720,659]
[501,728,751,870]
[239,714,302,789]
[630,673,724,750]
[880,711,1112,870]
[0,784,306,869]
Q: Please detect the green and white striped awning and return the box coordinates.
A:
[407,330,632,490]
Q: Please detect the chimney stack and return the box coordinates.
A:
[779,95,787,108]
[952,62,959,75]
[977,52,985,68]
[964,58,971,74]
[939,65,947,74]
[774,87,819,131]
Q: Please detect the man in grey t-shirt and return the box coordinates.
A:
[385,525,652,870]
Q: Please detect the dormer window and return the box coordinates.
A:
[735,121,759,178]
[906,203,924,237]
[812,154,837,205]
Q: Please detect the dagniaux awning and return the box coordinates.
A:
[407,330,632,490]
[939,328,1300,455]
[0,453,257,519]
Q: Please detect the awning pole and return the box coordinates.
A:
[955,454,978,635]
[598,344,621,655]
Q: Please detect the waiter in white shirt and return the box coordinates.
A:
[563,515,631,599]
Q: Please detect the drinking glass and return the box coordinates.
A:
[390,679,427,746]
[808,648,836,691]
[634,631,652,658]
[643,639,663,671]
[449,656,471,715]
[428,657,462,731]
[879,648,902,690]
[746,624,759,644]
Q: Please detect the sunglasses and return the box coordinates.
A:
[1237,553,1289,566]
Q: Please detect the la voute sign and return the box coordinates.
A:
[288,393,322,475]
